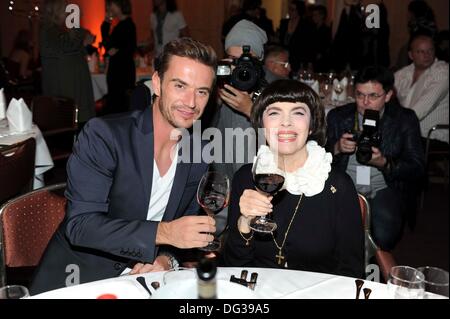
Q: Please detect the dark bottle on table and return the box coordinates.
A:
[196,258,217,299]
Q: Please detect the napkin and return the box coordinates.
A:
[331,77,348,102]
[0,88,6,120]
[310,80,320,95]
[6,98,32,132]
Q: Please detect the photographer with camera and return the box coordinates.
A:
[326,66,425,251]
[217,20,267,118]
[211,20,267,236]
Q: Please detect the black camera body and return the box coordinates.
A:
[216,45,264,93]
[356,109,381,165]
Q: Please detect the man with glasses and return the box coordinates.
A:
[263,45,291,82]
[326,66,425,253]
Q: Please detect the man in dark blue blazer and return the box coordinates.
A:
[30,38,218,295]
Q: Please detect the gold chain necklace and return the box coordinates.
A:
[272,194,303,266]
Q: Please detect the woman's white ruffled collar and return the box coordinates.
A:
[253,141,332,197]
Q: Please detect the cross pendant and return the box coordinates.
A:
[276,250,285,265]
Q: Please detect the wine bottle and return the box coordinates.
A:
[196,258,217,299]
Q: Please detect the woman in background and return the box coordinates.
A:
[39,0,95,124]
[103,0,137,114]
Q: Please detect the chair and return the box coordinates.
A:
[0,183,66,286]
[1,57,36,97]
[0,138,36,205]
[31,96,78,161]
[420,125,449,208]
[358,193,397,282]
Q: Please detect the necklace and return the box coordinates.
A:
[272,194,303,266]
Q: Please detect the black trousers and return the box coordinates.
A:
[369,187,404,251]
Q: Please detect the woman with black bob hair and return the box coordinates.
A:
[222,79,364,278]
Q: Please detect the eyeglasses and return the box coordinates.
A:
[271,61,290,68]
[355,91,386,101]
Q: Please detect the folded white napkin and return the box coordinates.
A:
[0,88,6,120]
[6,98,32,132]
[331,77,348,102]
[311,80,320,95]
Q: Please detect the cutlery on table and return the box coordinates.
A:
[151,281,160,290]
[230,270,259,290]
[355,279,364,299]
[363,288,372,299]
[230,275,248,287]
[248,272,258,290]
[136,276,152,296]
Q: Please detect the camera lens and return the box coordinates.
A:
[356,140,373,164]
[238,69,251,82]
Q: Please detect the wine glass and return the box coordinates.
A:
[387,266,425,299]
[416,266,449,298]
[249,152,285,233]
[197,171,230,251]
[333,81,344,106]
[0,285,30,299]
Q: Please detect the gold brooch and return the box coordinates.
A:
[330,185,337,193]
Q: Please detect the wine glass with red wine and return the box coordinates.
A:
[249,153,285,233]
[197,171,230,251]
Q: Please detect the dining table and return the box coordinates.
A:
[0,119,54,189]
[90,66,154,102]
[30,266,395,299]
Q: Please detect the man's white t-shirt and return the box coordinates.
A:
[146,145,179,221]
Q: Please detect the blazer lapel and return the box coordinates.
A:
[135,107,154,218]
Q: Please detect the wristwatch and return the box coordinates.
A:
[159,252,179,270]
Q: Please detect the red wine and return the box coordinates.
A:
[199,193,227,214]
[254,174,285,195]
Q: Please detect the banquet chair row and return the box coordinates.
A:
[0,183,66,287]
[0,138,36,205]
[358,193,397,283]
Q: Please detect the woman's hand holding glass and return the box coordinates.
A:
[248,152,285,233]
[238,189,273,233]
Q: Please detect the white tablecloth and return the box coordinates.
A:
[90,67,153,102]
[90,73,108,102]
[0,120,54,189]
[31,267,394,299]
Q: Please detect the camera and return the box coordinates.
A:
[216,45,264,93]
[356,109,381,165]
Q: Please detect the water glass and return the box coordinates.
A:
[0,285,30,299]
[387,266,425,299]
[417,266,449,298]
[163,267,196,286]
